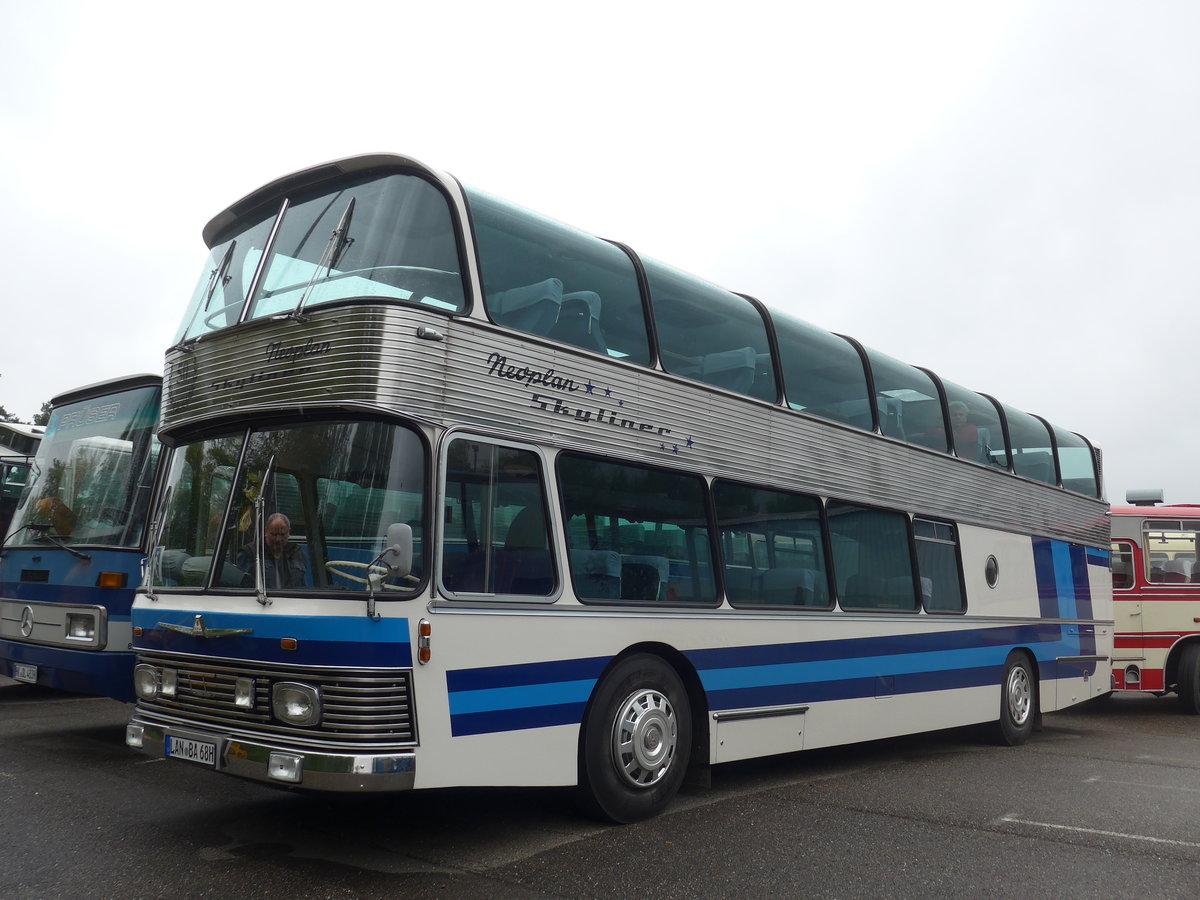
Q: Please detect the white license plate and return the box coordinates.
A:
[11,662,36,684]
[166,735,217,767]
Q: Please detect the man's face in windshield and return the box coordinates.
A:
[265,515,290,559]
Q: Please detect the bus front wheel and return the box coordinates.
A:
[1177,644,1200,714]
[993,652,1035,746]
[578,653,691,824]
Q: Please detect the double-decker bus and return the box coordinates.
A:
[1110,490,1200,711]
[0,375,163,700]
[125,154,1110,822]
[0,421,43,539]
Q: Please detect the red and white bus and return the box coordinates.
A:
[1110,491,1200,711]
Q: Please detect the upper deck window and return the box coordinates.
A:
[863,348,946,452]
[644,260,777,403]
[939,380,1008,468]
[999,404,1057,485]
[1050,426,1099,498]
[5,385,161,549]
[467,189,651,365]
[175,173,465,342]
[773,313,872,431]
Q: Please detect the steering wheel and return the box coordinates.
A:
[324,560,418,590]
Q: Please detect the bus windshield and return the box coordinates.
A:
[150,419,426,594]
[5,384,161,549]
[174,172,466,343]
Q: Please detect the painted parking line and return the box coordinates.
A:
[998,814,1200,850]
[1084,774,1200,793]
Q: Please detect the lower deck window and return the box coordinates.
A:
[827,502,917,611]
[558,454,717,605]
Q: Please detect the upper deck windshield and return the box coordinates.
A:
[150,418,425,595]
[5,385,162,549]
[174,172,466,343]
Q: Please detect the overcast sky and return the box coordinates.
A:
[1,1,1196,506]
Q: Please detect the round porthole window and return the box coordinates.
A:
[985,555,1000,588]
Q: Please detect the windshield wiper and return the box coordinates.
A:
[168,241,237,353]
[253,455,278,607]
[286,198,355,323]
[14,523,91,561]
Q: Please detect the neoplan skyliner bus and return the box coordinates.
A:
[1,375,162,700]
[126,153,1111,822]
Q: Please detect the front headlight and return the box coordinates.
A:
[133,664,160,701]
[272,682,322,726]
[66,613,95,641]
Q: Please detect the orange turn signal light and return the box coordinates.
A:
[97,572,127,589]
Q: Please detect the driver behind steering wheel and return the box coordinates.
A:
[237,512,310,589]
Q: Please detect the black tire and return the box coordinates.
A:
[992,651,1035,746]
[577,653,692,824]
[1177,644,1200,714]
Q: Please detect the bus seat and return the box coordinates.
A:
[621,554,670,601]
[723,566,756,603]
[1163,558,1191,583]
[502,506,553,594]
[488,278,563,336]
[549,291,607,355]
[759,567,820,606]
[570,549,621,599]
[696,347,756,394]
[1013,451,1054,484]
[843,574,886,607]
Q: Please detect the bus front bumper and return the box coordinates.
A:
[126,716,416,792]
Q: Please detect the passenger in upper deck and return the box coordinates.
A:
[238,512,309,589]
[934,401,993,464]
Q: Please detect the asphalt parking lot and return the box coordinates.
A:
[3,679,1199,899]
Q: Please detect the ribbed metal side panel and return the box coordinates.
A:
[161,306,1108,547]
[138,651,415,746]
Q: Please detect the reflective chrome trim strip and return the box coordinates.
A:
[712,704,810,722]
[130,716,416,792]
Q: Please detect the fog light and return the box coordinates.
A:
[272,682,321,726]
[125,724,145,749]
[234,677,255,709]
[268,752,304,783]
[66,613,95,641]
[161,668,177,698]
[133,664,159,700]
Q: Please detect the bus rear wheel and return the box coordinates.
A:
[577,653,691,824]
[992,652,1035,746]
[1177,644,1200,714]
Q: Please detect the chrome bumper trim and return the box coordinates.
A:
[129,716,416,792]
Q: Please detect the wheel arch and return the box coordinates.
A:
[1008,646,1043,727]
[1163,636,1200,692]
[581,641,711,769]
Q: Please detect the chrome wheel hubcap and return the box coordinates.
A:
[612,688,677,788]
[1006,666,1031,726]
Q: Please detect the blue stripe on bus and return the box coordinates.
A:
[445,621,1093,737]
[132,610,412,667]
[1032,538,1103,621]
[446,656,610,692]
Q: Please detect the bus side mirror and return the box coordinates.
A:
[379,523,413,580]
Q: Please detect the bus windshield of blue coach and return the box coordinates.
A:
[5,385,161,549]
[174,172,467,343]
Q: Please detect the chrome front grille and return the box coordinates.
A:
[138,652,416,747]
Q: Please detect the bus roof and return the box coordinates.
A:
[1111,503,1200,518]
[51,373,163,408]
